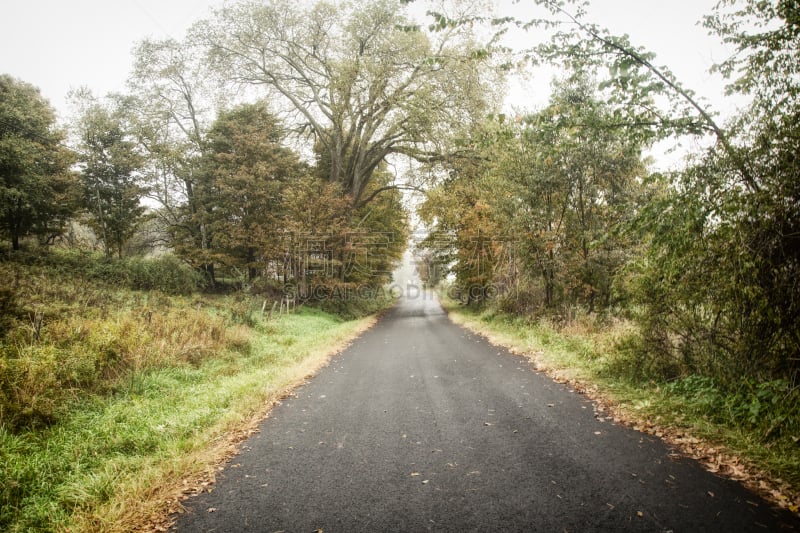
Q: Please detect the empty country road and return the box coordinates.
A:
[174,259,798,532]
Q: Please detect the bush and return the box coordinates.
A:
[125,255,203,295]
[0,286,18,337]
[314,287,397,319]
[662,376,799,442]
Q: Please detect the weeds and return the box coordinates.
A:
[0,250,385,531]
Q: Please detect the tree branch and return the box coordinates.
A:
[539,0,760,193]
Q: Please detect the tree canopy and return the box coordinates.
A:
[0,75,78,250]
[2,0,797,386]
[194,0,498,205]
[72,94,148,258]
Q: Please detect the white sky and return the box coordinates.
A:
[0,0,741,167]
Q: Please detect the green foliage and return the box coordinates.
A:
[662,376,799,443]
[180,102,304,280]
[627,0,800,387]
[125,36,212,281]
[495,0,800,390]
[3,250,202,296]
[313,286,398,320]
[0,253,218,430]
[280,170,408,303]
[72,94,148,258]
[123,255,204,295]
[0,300,371,532]
[0,286,17,336]
[197,0,496,202]
[421,75,647,311]
[0,74,80,250]
[165,102,408,300]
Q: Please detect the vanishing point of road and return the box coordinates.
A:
[175,257,799,532]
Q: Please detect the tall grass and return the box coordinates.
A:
[0,251,383,531]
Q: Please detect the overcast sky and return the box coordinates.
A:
[1,0,742,166]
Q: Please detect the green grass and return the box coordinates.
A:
[0,306,376,532]
[442,297,800,513]
[0,251,388,531]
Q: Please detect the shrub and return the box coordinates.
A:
[125,255,203,295]
[1,250,203,296]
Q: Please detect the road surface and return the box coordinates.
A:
[175,256,798,532]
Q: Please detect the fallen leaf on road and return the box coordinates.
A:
[422,480,429,484]
[484,422,492,426]
[207,507,217,513]
[636,511,643,518]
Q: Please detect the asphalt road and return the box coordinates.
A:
[175,266,798,532]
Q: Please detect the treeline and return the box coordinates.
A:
[3,0,501,299]
[420,0,799,392]
[2,0,797,391]
[0,80,406,300]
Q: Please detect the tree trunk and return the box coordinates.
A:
[203,263,216,287]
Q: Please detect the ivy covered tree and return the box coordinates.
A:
[0,74,79,250]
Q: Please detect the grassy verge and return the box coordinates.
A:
[0,252,388,532]
[441,297,800,514]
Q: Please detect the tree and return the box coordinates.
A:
[281,170,408,304]
[629,0,800,384]
[504,76,646,312]
[0,75,78,250]
[193,0,497,206]
[419,141,508,305]
[73,94,147,258]
[522,0,800,383]
[126,37,218,278]
[195,102,304,280]
[281,176,353,297]
[420,77,647,312]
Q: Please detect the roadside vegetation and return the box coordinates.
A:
[417,0,799,512]
[0,250,386,531]
[442,298,799,512]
